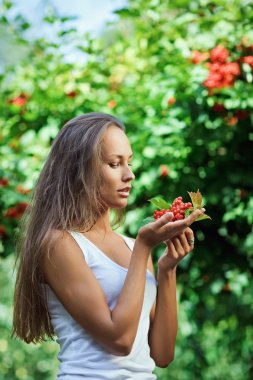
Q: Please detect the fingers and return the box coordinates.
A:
[166,227,195,255]
[176,234,190,254]
[146,208,203,248]
[184,227,194,248]
[171,237,185,256]
[161,218,188,237]
[166,235,189,261]
[185,208,205,226]
[178,229,194,252]
[166,240,179,259]
[154,212,174,227]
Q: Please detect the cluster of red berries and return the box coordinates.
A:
[191,43,252,123]
[0,177,9,187]
[4,202,28,219]
[153,196,192,221]
[212,103,250,124]
[204,60,240,90]
[0,225,7,238]
[192,43,253,91]
[8,93,29,107]
[203,45,240,90]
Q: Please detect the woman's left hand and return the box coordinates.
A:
[158,227,195,272]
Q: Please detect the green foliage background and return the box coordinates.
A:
[0,0,253,379]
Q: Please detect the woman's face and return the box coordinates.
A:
[100,125,135,209]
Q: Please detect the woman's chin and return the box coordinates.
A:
[109,199,128,209]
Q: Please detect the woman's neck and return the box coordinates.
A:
[87,210,113,235]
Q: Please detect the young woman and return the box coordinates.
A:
[12,112,204,380]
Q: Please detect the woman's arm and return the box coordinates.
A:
[42,232,151,356]
[148,228,195,367]
[42,211,202,357]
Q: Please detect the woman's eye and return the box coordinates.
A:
[109,162,133,168]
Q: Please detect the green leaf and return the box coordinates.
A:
[60,16,78,23]
[185,207,211,221]
[43,15,57,24]
[195,213,212,222]
[184,207,194,217]
[149,197,171,209]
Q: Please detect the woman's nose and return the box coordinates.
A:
[123,166,135,181]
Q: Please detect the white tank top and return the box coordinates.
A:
[45,232,157,380]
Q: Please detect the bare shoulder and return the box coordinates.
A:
[43,228,79,253]
[41,229,86,281]
[43,228,73,252]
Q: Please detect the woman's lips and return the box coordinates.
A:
[117,187,131,197]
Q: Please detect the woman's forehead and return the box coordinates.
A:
[101,126,132,156]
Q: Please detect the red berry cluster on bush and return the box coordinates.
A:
[0,225,7,238]
[4,202,28,219]
[153,196,192,221]
[192,42,253,91]
[191,41,252,123]
[159,164,169,178]
[8,93,29,107]
[203,45,240,89]
[242,56,253,68]
[0,177,31,244]
[0,178,9,187]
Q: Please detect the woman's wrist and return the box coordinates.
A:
[135,234,152,251]
[157,265,177,280]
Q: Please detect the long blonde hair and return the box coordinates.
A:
[12,112,126,343]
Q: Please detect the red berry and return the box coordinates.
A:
[16,202,28,213]
[0,225,7,238]
[168,97,176,105]
[160,165,169,177]
[5,207,19,219]
[0,178,9,187]
[108,99,117,109]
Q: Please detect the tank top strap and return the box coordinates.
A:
[68,231,135,265]
[118,234,135,251]
[68,231,89,262]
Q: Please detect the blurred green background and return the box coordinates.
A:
[1,0,253,379]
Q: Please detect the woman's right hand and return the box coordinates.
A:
[137,208,205,248]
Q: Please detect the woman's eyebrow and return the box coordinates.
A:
[108,153,133,158]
